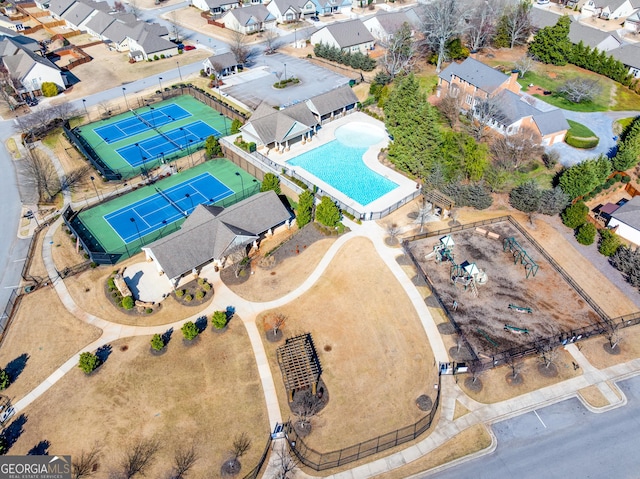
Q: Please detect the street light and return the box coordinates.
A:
[158,76,163,91]
[177,61,183,81]
[122,87,129,109]
[82,99,89,120]
[90,175,101,201]
[235,171,245,198]
[284,63,287,83]
[219,112,228,135]
[185,193,194,212]
[130,217,142,244]
[149,106,156,128]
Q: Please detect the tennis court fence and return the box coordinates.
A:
[63,120,122,181]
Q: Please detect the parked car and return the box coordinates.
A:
[536,0,549,4]
[177,43,185,50]
[184,45,196,51]
[310,15,319,21]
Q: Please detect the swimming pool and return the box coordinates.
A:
[288,123,398,206]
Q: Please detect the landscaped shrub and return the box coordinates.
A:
[176,289,185,298]
[234,136,256,153]
[150,334,165,351]
[576,223,597,245]
[274,78,300,88]
[153,55,159,60]
[260,172,281,194]
[561,201,588,229]
[184,294,193,302]
[212,310,228,329]
[230,119,242,134]
[145,307,153,314]
[0,369,10,390]
[78,352,100,374]
[313,42,376,71]
[565,134,599,149]
[107,277,116,291]
[121,296,134,310]
[202,282,211,291]
[197,277,206,286]
[599,229,621,256]
[315,196,341,228]
[41,82,58,97]
[181,321,199,340]
[195,290,205,300]
[622,175,631,183]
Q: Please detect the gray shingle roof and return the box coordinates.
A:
[48,0,76,17]
[532,109,569,136]
[491,90,568,136]
[609,42,640,68]
[438,57,510,94]
[530,8,566,30]
[62,2,95,25]
[305,85,358,116]
[242,102,317,144]
[611,196,640,230]
[369,11,410,35]
[204,0,239,8]
[134,29,175,54]
[206,51,240,69]
[323,19,374,48]
[145,191,292,279]
[85,10,115,35]
[568,21,616,47]
[270,0,302,14]
[226,4,273,25]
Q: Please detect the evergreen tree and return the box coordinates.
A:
[559,156,611,199]
[599,229,621,256]
[528,15,572,65]
[466,182,493,209]
[205,135,222,158]
[538,187,570,216]
[576,223,597,245]
[384,74,442,178]
[613,118,640,171]
[296,190,314,228]
[315,196,341,227]
[561,201,588,229]
[260,172,281,194]
[509,180,541,213]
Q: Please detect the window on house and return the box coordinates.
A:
[465,94,473,105]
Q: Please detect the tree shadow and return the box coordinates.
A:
[225,306,235,324]
[2,414,27,449]
[96,344,112,364]
[161,328,173,345]
[195,316,208,333]
[5,353,29,383]
[27,440,50,455]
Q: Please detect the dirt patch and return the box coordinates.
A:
[8,324,268,478]
[222,224,335,302]
[579,385,610,408]
[258,237,438,452]
[0,287,101,402]
[411,220,602,357]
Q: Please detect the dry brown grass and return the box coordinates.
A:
[453,400,471,421]
[224,228,336,302]
[578,385,610,408]
[458,349,581,404]
[0,287,101,401]
[258,237,438,451]
[25,227,48,280]
[578,323,640,369]
[371,423,492,479]
[51,225,88,271]
[10,323,269,478]
[64,255,213,326]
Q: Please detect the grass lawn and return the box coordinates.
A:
[567,119,597,138]
[614,116,638,136]
[501,162,557,191]
[8,328,269,478]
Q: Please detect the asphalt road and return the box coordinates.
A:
[425,375,640,479]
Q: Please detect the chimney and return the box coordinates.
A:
[469,49,478,60]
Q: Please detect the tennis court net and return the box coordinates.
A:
[155,187,188,217]
[131,109,183,151]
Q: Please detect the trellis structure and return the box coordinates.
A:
[503,237,539,278]
[276,333,322,402]
[423,190,455,213]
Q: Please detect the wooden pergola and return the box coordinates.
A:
[423,190,455,212]
[276,333,322,402]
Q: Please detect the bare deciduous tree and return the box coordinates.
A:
[266,313,287,336]
[263,29,280,54]
[419,0,466,73]
[379,22,418,78]
[501,0,533,49]
[72,442,103,479]
[113,1,126,12]
[557,78,602,103]
[61,165,92,193]
[606,323,622,350]
[22,146,61,202]
[537,338,559,369]
[170,442,199,479]
[490,127,543,171]
[505,354,523,380]
[232,433,251,459]
[272,443,298,479]
[229,30,250,65]
[168,11,184,43]
[386,222,400,243]
[465,0,502,51]
[514,55,534,78]
[467,96,508,141]
[225,242,249,278]
[414,201,433,233]
[128,0,141,19]
[437,93,462,130]
[115,437,160,479]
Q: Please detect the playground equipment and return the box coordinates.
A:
[425,235,455,264]
[477,328,499,348]
[504,324,530,334]
[450,261,488,297]
[503,237,539,278]
[508,303,532,314]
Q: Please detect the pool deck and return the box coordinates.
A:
[262,112,419,217]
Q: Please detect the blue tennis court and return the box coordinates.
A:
[94,104,192,144]
[115,121,221,168]
[104,172,233,244]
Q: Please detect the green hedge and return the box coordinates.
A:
[565,134,599,149]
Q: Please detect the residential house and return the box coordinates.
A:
[191,0,240,17]
[202,51,243,77]
[363,10,412,42]
[84,10,117,40]
[0,14,24,32]
[607,196,640,244]
[142,191,293,285]
[128,27,176,61]
[240,101,319,151]
[0,36,66,97]
[609,42,640,77]
[48,0,76,20]
[304,84,358,123]
[101,14,138,51]
[438,57,568,145]
[219,4,276,34]
[310,19,375,54]
[311,0,351,15]
[623,9,640,31]
[568,20,623,52]
[267,0,316,23]
[581,0,639,19]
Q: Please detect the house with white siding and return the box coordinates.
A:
[310,19,375,54]
[608,196,640,245]
[219,5,276,34]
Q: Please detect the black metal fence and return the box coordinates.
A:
[403,215,640,371]
[63,121,122,181]
[241,436,273,479]
[284,377,441,471]
[0,288,21,345]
